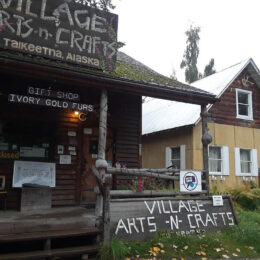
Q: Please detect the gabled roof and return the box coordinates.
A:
[143,58,260,135]
[192,58,260,97]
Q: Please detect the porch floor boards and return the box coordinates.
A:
[0,206,97,236]
[0,244,100,260]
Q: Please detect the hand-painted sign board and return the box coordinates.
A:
[13,160,56,187]
[27,87,80,101]
[8,94,94,112]
[0,150,19,159]
[0,0,118,71]
[110,196,237,241]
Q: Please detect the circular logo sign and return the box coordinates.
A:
[183,172,198,191]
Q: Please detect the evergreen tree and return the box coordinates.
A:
[204,58,216,77]
[170,67,177,81]
[180,25,200,83]
[85,0,115,11]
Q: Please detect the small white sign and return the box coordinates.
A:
[83,128,93,135]
[20,147,46,158]
[68,146,76,151]
[57,145,64,155]
[60,155,71,165]
[0,143,9,151]
[180,171,202,193]
[212,195,224,206]
[68,131,77,137]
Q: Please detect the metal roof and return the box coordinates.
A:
[143,58,260,135]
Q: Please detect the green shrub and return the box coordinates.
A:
[229,187,260,210]
[99,238,129,260]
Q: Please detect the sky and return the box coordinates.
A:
[113,0,260,83]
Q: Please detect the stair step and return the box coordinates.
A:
[0,245,100,260]
[0,227,101,243]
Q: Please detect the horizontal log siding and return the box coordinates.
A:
[109,94,141,169]
[0,73,142,209]
[209,69,260,128]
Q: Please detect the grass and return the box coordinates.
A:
[99,209,260,259]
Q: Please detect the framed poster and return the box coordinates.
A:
[13,161,56,188]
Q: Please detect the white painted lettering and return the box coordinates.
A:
[227,212,235,226]
[205,213,216,226]
[115,219,129,235]
[136,217,145,233]
[170,215,179,230]
[127,218,139,234]
[178,200,189,212]
[187,214,196,229]
[144,201,156,215]
[147,217,157,232]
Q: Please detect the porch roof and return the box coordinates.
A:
[0,50,217,105]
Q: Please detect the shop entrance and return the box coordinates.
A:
[79,113,114,206]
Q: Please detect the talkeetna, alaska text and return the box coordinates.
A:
[0,0,118,69]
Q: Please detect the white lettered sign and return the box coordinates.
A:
[180,171,202,193]
[13,161,56,188]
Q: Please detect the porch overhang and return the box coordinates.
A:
[0,54,219,105]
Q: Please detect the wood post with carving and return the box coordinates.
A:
[95,89,110,242]
[201,105,212,195]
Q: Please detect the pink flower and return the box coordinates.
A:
[0,25,5,32]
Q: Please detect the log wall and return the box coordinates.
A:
[209,68,260,128]
[0,74,141,209]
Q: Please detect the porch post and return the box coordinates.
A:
[95,89,110,241]
[201,105,212,195]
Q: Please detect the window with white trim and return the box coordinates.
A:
[235,148,258,176]
[209,146,229,175]
[236,89,253,120]
[165,145,185,170]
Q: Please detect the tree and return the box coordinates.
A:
[204,58,216,77]
[170,67,177,81]
[180,25,200,83]
[84,0,115,11]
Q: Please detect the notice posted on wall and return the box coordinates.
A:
[59,155,71,164]
[13,160,56,187]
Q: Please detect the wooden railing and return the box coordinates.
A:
[92,166,208,241]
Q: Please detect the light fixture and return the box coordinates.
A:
[79,113,87,121]
[74,111,79,116]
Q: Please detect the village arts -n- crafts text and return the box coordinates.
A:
[114,199,235,236]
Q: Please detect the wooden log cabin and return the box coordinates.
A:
[0,51,217,259]
[0,51,217,210]
[0,1,217,258]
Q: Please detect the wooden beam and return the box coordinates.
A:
[110,190,208,198]
[95,89,110,242]
[201,105,212,195]
[107,168,179,181]
[97,89,108,162]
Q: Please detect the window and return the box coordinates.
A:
[236,89,253,120]
[165,145,185,170]
[209,146,222,173]
[235,148,258,176]
[209,146,229,175]
[240,149,251,173]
